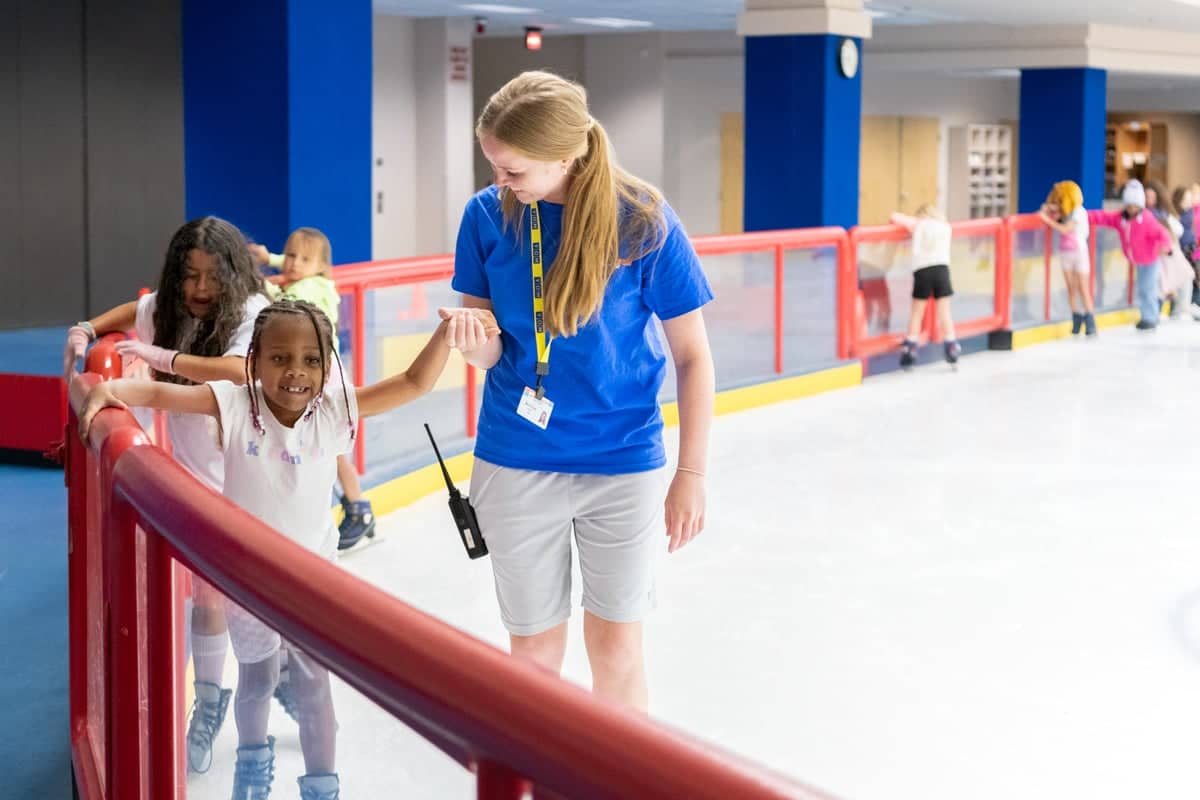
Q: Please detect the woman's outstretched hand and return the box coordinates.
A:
[439,307,501,352]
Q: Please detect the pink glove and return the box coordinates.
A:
[114,339,179,375]
[63,325,93,378]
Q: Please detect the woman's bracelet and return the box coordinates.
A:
[676,466,705,478]
[77,321,96,341]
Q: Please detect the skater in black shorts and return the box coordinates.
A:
[890,204,960,368]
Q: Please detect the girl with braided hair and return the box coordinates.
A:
[62,216,271,773]
[78,298,497,799]
[250,226,378,551]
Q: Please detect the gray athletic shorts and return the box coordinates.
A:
[470,458,667,636]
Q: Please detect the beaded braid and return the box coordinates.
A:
[244,342,265,435]
[243,300,355,439]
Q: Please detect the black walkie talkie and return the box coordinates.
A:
[424,424,488,559]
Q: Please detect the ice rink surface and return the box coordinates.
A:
[190,321,1200,799]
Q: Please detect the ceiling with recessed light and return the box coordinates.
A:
[373,0,1200,36]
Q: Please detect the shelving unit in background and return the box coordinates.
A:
[1105,120,1167,198]
[948,124,1012,220]
[1104,125,1118,198]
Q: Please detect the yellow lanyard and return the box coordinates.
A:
[530,202,552,398]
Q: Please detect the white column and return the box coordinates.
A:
[372,15,417,259]
[583,33,666,190]
[414,17,475,254]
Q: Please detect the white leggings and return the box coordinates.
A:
[234,644,338,773]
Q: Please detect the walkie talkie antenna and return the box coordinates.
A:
[424,424,459,497]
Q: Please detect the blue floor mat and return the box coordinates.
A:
[0,464,71,799]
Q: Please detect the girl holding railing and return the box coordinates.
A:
[62,216,271,774]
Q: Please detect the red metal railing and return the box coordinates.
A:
[689,227,855,363]
[1005,211,1132,322]
[1006,213,1060,323]
[66,368,839,800]
[331,230,854,477]
[126,215,1122,479]
[328,216,1134,476]
[326,255,455,473]
[848,217,1009,359]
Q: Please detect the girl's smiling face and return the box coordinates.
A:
[255,314,327,427]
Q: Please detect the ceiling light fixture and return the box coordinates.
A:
[524,26,543,50]
[570,17,654,29]
[459,3,539,14]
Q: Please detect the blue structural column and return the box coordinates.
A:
[182,0,372,261]
[1018,68,1107,212]
[744,35,862,231]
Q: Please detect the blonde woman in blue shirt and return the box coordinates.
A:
[447,71,715,711]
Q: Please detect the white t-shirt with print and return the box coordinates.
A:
[911,218,953,270]
[135,291,270,491]
[1059,207,1089,252]
[208,380,357,557]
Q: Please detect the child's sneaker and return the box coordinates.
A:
[272,659,299,722]
[338,497,376,550]
[232,736,275,800]
[944,340,962,365]
[1071,312,1083,335]
[186,681,231,774]
[1084,312,1097,337]
[299,773,341,800]
[899,339,917,370]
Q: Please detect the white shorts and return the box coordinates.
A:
[224,598,281,664]
[469,459,667,636]
[224,551,337,663]
[1060,249,1090,275]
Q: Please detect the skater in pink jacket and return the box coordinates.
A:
[1089,180,1173,330]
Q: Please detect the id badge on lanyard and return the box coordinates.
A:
[517,202,554,430]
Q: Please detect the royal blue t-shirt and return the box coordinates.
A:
[452,186,713,475]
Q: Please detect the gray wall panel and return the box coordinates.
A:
[1,1,86,329]
[0,0,183,330]
[84,0,184,312]
[0,5,21,327]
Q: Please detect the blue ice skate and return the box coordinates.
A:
[231,736,275,800]
[299,773,340,800]
[187,680,232,773]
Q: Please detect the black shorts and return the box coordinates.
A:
[912,264,953,300]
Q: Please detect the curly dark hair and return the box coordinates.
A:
[152,216,266,384]
[244,299,355,439]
